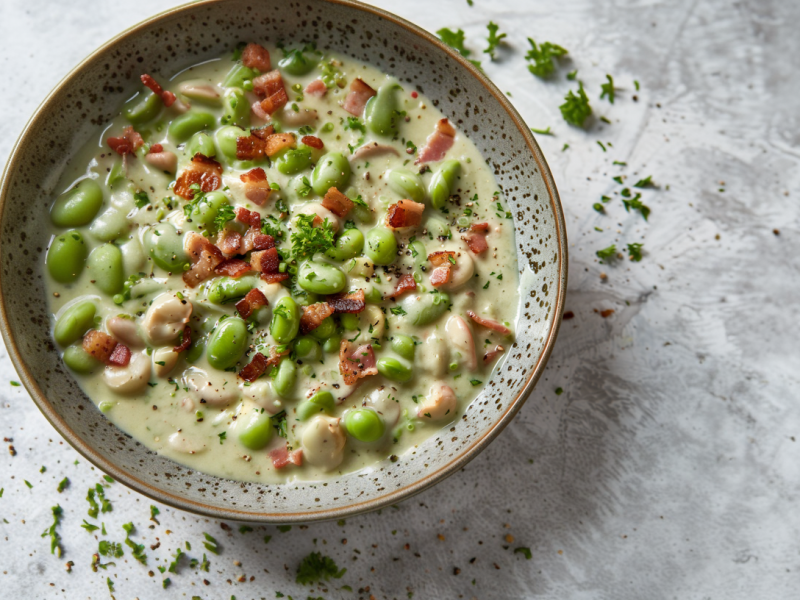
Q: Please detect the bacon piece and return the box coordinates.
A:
[174,154,222,199]
[241,228,274,254]
[416,118,456,164]
[428,250,456,266]
[239,352,269,382]
[261,272,290,284]
[430,266,451,287]
[467,310,511,335]
[264,133,296,157]
[465,232,488,254]
[252,70,284,98]
[300,303,335,334]
[150,143,163,154]
[83,330,117,364]
[470,222,489,232]
[161,91,176,107]
[386,274,416,300]
[251,125,276,140]
[343,78,376,116]
[215,258,251,277]
[107,126,144,156]
[483,344,505,365]
[235,206,261,229]
[235,288,268,319]
[321,187,353,218]
[236,134,267,161]
[305,79,328,97]
[260,88,289,115]
[217,229,242,255]
[301,134,324,149]
[239,168,271,206]
[140,74,176,107]
[183,232,224,287]
[270,445,303,469]
[339,341,378,386]
[241,43,271,72]
[173,325,192,354]
[107,343,131,367]
[385,200,425,230]
[327,289,366,314]
[250,247,280,273]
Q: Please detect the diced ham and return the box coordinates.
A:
[470,222,489,232]
[465,232,489,254]
[261,272,290,284]
[182,232,224,287]
[215,258,251,277]
[217,228,242,255]
[173,325,192,354]
[327,289,366,314]
[239,168,271,206]
[250,247,280,273]
[270,445,303,469]
[483,344,505,365]
[351,142,399,161]
[241,43,271,72]
[385,200,425,230]
[264,133,296,157]
[173,154,222,199]
[467,310,511,335]
[82,330,117,363]
[416,118,456,164]
[429,266,451,287]
[299,303,335,334]
[235,288,268,319]
[343,78,376,116]
[260,88,289,116]
[386,274,416,299]
[235,206,261,229]
[239,352,269,382]
[305,79,328,97]
[301,135,324,150]
[107,126,144,156]
[339,341,378,386]
[252,70,284,98]
[107,343,131,367]
[428,250,456,266]
[321,187,353,217]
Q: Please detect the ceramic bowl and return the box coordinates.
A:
[0,0,567,522]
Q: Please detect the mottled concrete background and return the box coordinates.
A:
[1,0,798,598]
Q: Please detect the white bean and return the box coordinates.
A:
[301,416,346,471]
[278,107,318,127]
[167,431,207,454]
[417,383,457,420]
[419,332,448,378]
[445,315,476,370]
[185,367,239,407]
[366,386,401,427]
[178,81,221,103]
[145,151,178,174]
[143,293,193,345]
[241,380,283,414]
[442,250,474,291]
[103,350,151,394]
[153,347,179,377]
[106,316,144,347]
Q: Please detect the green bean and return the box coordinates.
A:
[50,179,104,228]
[238,412,273,450]
[143,223,189,273]
[409,239,427,266]
[365,83,399,137]
[47,230,87,284]
[294,336,322,362]
[62,344,101,374]
[278,50,316,76]
[223,63,256,88]
[427,218,451,239]
[311,152,351,195]
[429,160,461,209]
[185,131,217,159]
[89,207,128,242]
[53,300,96,347]
[296,390,335,421]
[391,334,416,360]
[87,244,124,295]
[275,147,312,175]
[365,227,397,265]
[185,191,230,232]
[207,275,257,305]
[273,357,297,399]
[402,291,450,326]
[310,317,336,340]
[270,296,300,344]
[297,261,346,295]
[207,316,248,370]
[168,111,216,143]
[221,87,250,129]
[377,357,413,383]
[340,313,360,331]
[122,91,161,126]
[215,125,248,162]
[387,169,425,203]
[344,408,385,442]
[327,228,364,262]
[322,335,340,354]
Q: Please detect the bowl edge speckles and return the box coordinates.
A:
[0,0,567,522]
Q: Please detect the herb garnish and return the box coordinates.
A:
[291,214,335,259]
[596,245,617,261]
[437,28,482,68]
[296,552,347,585]
[560,82,592,127]
[41,505,63,557]
[627,242,644,262]
[484,22,507,60]
[599,74,615,104]
[525,37,568,78]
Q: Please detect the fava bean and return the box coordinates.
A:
[296,390,335,421]
[143,223,189,272]
[207,316,248,370]
[377,357,413,383]
[322,335,340,354]
[294,336,322,362]
[47,230,87,283]
[215,125,248,162]
[89,207,128,242]
[297,261,346,295]
[238,411,273,450]
[270,296,300,344]
[223,63,256,88]
[273,357,297,399]
[122,91,161,126]
[275,147,312,175]
[427,218,451,239]
[391,334,416,360]
[409,239,427,266]
[53,300,96,347]
[185,131,217,158]
[168,110,216,143]
[87,244,124,295]
[278,50,316,76]
[365,227,397,265]
[120,238,145,274]
[186,334,205,363]
[221,87,250,129]
[51,179,104,228]
[327,228,364,261]
[63,344,102,374]
[365,83,399,137]
[207,275,257,304]
[388,169,425,203]
[429,160,461,209]
[364,285,383,304]
[311,152,350,195]
[310,317,336,340]
[340,313,360,331]
[185,191,230,232]
[402,291,450,326]
[344,408,385,442]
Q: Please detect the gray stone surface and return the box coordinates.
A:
[1,0,798,598]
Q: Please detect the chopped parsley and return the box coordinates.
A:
[596,245,617,261]
[239,525,254,534]
[437,28,482,68]
[297,176,313,197]
[10,380,20,387]
[515,547,533,559]
[566,69,578,80]
[150,505,160,524]
[123,522,147,565]
[203,532,220,555]
[57,477,69,493]
[81,519,99,532]
[41,505,63,557]
[213,204,236,232]
[98,540,124,558]
[560,82,592,127]
[134,190,150,209]
[291,214,335,259]
[278,525,292,533]
[484,22,507,60]
[525,37,568,78]
[633,175,655,188]
[622,194,650,221]
[469,379,483,387]
[342,116,366,133]
[272,411,288,439]
[390,307,407,316]
[530,126,552,135]
[599,74,615,104]
[555,387,564,395]
[592,203,604,213]
[627,242,644,262]
[296,552,347,585]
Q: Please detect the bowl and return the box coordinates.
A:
[0,0,567,522]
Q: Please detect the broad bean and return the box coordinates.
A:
[297,261,346,295]
[388,169,425,203]
[391,334,416,360]
[207,275,257,304]
[322,335,340,354]
[87,244,124,295]
[365,83,399,137]
[238,411,274,450]
[429,160,461,209]
[185,131,217,158]
[278,49,316,75]
[327,228,364,262]
[89,207,128,242]
[207,316,248,370]
[143,223,189,272]
[47,230,87,283]
[275,147,312,175]
[53,300,96,347]
[168,110,216,143]
[340,313,360,331]
[185,191,230,232]
[402,291,450,326]
[215,125,248,162]
[221,87,250,129]
[51,179,104,228]
[296,390,335,421]
[63,344,101,374]
[223,63,255,88]
[311,152,350,195]
[310,317,336,340]
[376,357,413,383]
[344,408,385,442]
[364,227,397,265]
[270,296,300,344]
[294,336,322,362]
[122,91,161,125]
[273,357,297,399]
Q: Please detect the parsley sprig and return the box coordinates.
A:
[291,214,335,259]
[484,22,507,60]
[525,37,568,78]
[560,82,592,127]
[437,28,482,69]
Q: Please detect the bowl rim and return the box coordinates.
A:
[0,0,568,523]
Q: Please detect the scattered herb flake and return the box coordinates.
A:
[596,245,617,261]
[600,74,615,103]
[296,552,347,585]
[627,242,644,262]
[484,22,507,60]
[560,82,592,127]
[515,547,533,559]
[525,37,568,78]
[57,477,69,493]
[530,126,552,135]
[41,505,63,557]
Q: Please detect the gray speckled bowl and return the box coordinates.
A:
[0,0,567,522]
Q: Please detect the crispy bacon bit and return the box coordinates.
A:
[339,341,378,386]
[235,206,261,229]
[467,310,511,335]
[251,126,275,140]
[301,135,324,150]
[386,274,416,300]
[343,78,377,116]
[215,258,251,278]
[599,308,615,318]
[173,325,192,354]
[253,70,284,98]
[465,232,489,254]
[161,91,176,107]
[239,352,269,382]
[563,311,575,320]
[430,266,451,287]
[239,168,271,206]
[270,445,303,469]
[236,134,267,161]
[141,73,164,96]
[173,153,222,199]
[327,289,366,314]
[149,143,163,154]
[183,232,224,287]
[260,88,289,115]
[300,303,335,334]
[385,200,425,230]
[416,118,456,164]
[107,126,145,156]
[250,247,280,273]
[470,222,490,232]
[107,343,131,367]
[483,344,505,365]
[305,79,328,97]
[235,288,268,319]
[322,187,353,217]
[241,43,271,72]
[242,228,275,254]
[264,133,296,157]
[83,330,117,364]
[261,272,290,284]
[428,250,456,266]
[217,229,242,255]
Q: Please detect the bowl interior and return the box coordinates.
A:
[0,0,565,521]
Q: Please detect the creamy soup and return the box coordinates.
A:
[44,41,518,483]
